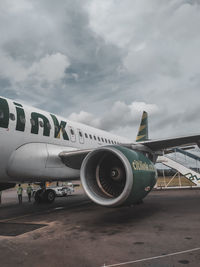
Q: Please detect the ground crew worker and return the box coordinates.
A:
[26,184,32,202]
[17,184,23,204]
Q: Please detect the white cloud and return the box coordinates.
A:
[0,52,28,82]
[0,0,200,139]
[68,111,99,128]
[0,52,70,83]
[30,53,70,82]
[68,101,159,137]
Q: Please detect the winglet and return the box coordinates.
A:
[136,111,149,142]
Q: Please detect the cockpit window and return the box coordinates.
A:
[85,133,88,138]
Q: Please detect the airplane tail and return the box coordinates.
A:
[136,111,149,142]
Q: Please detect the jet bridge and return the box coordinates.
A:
[157,154,200,187]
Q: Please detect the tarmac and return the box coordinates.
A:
[0,188,200,267]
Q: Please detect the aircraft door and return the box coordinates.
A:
[69,126,76,142]
[78,129,84,144]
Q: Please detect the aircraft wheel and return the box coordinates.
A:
[45,189,56,203]
[34,189,43,203]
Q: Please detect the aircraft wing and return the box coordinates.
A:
[59,134,200,170]
[138,134,200,151]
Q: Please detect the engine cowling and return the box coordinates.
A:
[80,146,157,207]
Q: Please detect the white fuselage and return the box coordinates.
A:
[0,96,131,183]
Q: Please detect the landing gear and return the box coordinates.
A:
[34,183,56,204]
[45,189,56,203]
[136,199,144,205]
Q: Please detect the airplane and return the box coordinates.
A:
[0,95,200,206]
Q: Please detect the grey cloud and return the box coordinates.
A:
[0,0,200,140]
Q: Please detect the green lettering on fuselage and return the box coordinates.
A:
[31,112,50,136]
[50,114,69,140]
[14,102,25,132]
[0,97,9,129]
[0,97,70,141]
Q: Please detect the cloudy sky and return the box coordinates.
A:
[0,0,200,140]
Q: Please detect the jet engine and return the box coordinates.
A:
[80,146,157,207]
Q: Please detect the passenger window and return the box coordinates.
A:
[105,138,107,143]
[94,135,96,140]
[20,115,26,124]
[108,140,111,144]
[89,134,92,139]
[47,122,51,129]
[0,110,4,119]
[98,137,100,141]
[101,138,104,142]
[30,118,35,126]
[9,113,15,121]
[85,133,88,138]
[39,121,44,127]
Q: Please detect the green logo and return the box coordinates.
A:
[185,173,200,182]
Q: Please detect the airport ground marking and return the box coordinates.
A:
[0,199,91,223]
[102,247,200,267]
[54,207,64,210]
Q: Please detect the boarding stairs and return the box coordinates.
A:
[157,154,200,187]
[172,147,200,162]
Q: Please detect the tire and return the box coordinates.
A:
[34,189,43,203]
[45,189,56,203]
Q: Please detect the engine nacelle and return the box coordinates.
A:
[80,146,157,207]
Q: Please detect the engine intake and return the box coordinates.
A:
[80,146,157,207]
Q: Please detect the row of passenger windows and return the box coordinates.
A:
[0,111,26,124]
[84,132,118,144]
[0,111,119,144]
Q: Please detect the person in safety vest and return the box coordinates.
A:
[17,184,23,204]
[26,184,33,202]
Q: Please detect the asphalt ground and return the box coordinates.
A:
[0,188,200,267]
